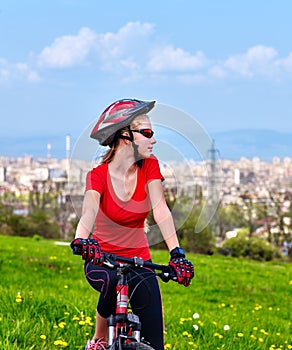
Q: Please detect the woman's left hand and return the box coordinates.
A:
[169,256,194,287]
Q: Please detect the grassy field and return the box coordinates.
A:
[0,235,291,350]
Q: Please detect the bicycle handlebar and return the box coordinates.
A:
[72,245,177,282]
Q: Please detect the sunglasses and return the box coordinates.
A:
[131,128,154,139]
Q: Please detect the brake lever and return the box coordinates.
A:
[158,266,177,283]
[103,253,120,268]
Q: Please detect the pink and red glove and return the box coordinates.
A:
[70,238,104,265]
[169,247,194,287]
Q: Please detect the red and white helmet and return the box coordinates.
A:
[90,98,155,146]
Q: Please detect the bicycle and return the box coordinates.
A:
[73,247,177,350]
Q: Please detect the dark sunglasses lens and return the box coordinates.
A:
[141,129,154,138]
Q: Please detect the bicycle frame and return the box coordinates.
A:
[103,254,175,349]
[72,248,176,350]
[107,264,141,347]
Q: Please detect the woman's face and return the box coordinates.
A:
[132,116,156,159]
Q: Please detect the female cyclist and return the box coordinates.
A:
[71,99,194,350]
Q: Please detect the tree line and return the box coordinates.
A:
[1,182,291,261]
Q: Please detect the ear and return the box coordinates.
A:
[119,131,132,144]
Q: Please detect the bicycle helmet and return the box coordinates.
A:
[90,98,156,146]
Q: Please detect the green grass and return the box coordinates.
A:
[0,235,291,350]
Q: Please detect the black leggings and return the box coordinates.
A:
[84,261,164,350]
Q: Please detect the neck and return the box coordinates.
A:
[109,146,137,175]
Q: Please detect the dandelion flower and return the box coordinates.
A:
[237,333,244,337]
[164,344,171,349]
[15,292,23,303]
[223,325,230,331]
[40,335,46,340]
[54,339,68,347]
[214,333,223,339]
[192,313,200,319]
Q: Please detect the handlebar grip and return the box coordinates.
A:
[72,246,82,255]
[158,266,177,283]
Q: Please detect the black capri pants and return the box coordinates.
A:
[84,261,164,350]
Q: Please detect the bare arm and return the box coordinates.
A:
[148,179,180,251]
[74,190,100,239]
[148,180,195,287]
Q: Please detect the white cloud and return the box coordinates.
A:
[277,52,292,73]
[148,46,206,72]
[99,21,154,58]
[208,65,227,79]
[0,59,40,83]
[33,24,292,83]
[3,22,292,85]
[37,27,97,68]
[224,45,279,77]
[0,58,9,81]
[15,63,41,82]
[97,21,155,72]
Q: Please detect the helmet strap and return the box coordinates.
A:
[119,126,134,143]
[119,127,143,168]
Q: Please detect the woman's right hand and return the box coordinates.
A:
[70,238,104,265]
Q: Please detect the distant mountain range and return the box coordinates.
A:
[1,129,291,161]
[213,129,292,161]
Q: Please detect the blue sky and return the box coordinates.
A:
[1,0,292,150]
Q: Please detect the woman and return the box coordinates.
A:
[71,99,194,350]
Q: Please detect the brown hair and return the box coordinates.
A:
[101,115,149,164]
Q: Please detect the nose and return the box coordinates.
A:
[151,136,157,144]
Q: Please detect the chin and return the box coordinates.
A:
[138,151,151,159]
